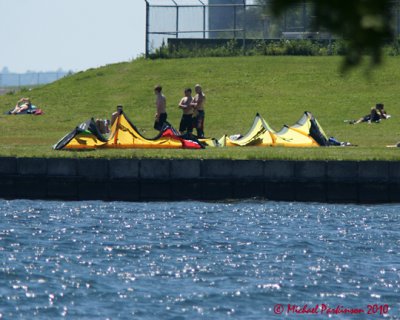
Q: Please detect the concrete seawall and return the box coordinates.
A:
[0,157,399,203]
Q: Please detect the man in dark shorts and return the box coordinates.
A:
[190,84,206,138]
[154,85,167,131]
[178,88,193,134]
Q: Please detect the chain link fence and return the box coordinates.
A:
[0,72,70,89]
[145,0,400,56]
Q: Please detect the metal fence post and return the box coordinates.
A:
[233,6,237,38]
[397,0,400,38]
[199,0,206,39]
[145,0,150,58]
[172,0,179,38]
[242,0,246,53]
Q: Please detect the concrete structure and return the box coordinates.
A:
[0,157,399,203]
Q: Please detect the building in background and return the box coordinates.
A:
[208,0,244,38]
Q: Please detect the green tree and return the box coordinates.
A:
[259,0,395,69]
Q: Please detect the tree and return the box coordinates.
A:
[259,0,395,69]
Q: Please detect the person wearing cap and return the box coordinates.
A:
[348,103,390,124]
[178,88,193,134]
[190,84,206,138]
[153,84,167,131]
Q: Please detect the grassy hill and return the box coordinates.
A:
[1,56,400,160]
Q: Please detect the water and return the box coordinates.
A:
[0,200,398,319]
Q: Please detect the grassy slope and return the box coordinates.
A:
[0,56,400,160]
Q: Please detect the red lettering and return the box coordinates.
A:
[286,303,374,316]
[320,304,328,313]
[287,304,319,314]
[287,304,297,313]
[368,304,389,315]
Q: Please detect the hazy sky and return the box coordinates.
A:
[0,0,146,73]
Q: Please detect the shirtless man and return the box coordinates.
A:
[178,88,193,134]
[154,85,167,131]
[191,84,206,138]
[111,105,123,126]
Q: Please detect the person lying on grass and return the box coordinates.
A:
[348,103,391,124]
[9,97,32,114]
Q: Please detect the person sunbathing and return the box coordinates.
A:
[348,103,390,124]
[9,97,32,114]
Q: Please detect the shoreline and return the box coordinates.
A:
[0,157,399,203]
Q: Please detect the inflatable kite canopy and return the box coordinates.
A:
[53,110,333,150]
[53,111,204,150]
[223,111,330,147]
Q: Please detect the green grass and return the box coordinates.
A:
[1,56,400,160]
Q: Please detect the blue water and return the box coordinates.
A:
[0,200,398,319]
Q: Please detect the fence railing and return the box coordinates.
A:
[145,0,400,57]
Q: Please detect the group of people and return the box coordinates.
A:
[13,94,393,147]
[94,84,206,138]
[154,84,206,138]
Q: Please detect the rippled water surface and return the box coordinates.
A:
[0,200,399,319]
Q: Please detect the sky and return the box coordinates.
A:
[0,0,146,73]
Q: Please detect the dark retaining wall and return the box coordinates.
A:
[0,157,399,203]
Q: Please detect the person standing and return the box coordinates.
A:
[178,88,193,134]
[191,84,206,138]
[154,85,167,131]
[111,105,123,126]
